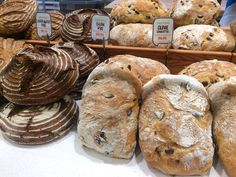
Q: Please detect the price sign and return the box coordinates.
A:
[36,12,52,38]
[91,15,110,41]
[153,18,174,45]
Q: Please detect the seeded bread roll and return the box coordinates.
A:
[208,77,236,177]
[25,11,64,40]
[139,74,214,176]
[111,0,167,24]
[173,25,235,51]
[110,24,169,48]
[78,61,142,159]
[98,55,170,85]
[0,0,37,35]
[1,46,79,105]
[0,96,79,145]
[179,60,236,89]
[170,0,221,27]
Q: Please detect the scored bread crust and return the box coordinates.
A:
[139,74,214,175]
[208,77,236,177]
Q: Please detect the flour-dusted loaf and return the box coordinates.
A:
[60,9,111,42]
[170,0,221,27]
[0,96,79,145]
[97,55,170,85]
[208,77,236,177]
[1,46,79,105]
[179,60,236,89]
[0,0,37,35]
[78,62,142,159]
[111,0,167,24]
[0,38,30,73]
[139,75,214,176]
[173,25,235,51]
[110,24,169,48]
[25,11,64,40]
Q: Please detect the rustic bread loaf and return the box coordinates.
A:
[208,77,236,177]
[25,11,64,40]
[173,25,235,51]
[170,0,221,27]
[179,60,236,89]
[110,24,169,48]
[230,20,236,35]
[97,55,170,85]
[139,74,214,175]
[60,9,111,42]
[0,0,37,35]
[1,46,79,105]
[111,0,167,24]
[0,96,79,145]
[78,61,142,159]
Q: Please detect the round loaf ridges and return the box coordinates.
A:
[173,25,235,51]
[60,9,111,42]
[25,11,64,40]
[97,55,170,85]
[78,62,142,159]
[1,46,79,105]
[208,77,236,177]
[139,74,214,175]
[0,0,37,35]
[170,0,221,27]
[0,37,30,74]
[179,60,236,89]
[111,0,167,24]
[0,96,79,145]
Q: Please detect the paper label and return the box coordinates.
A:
[36,12,52,38]
[153,18,174,45]
[91,15,110,41]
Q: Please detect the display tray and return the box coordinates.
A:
[25,40,236,74]
[0,101,229,177]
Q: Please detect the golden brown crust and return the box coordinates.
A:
[179,60,236,89]
[230,20,236,36]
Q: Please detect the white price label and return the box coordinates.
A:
[153,18,174,45]
[91,15,110,41]
[36,12,52,38]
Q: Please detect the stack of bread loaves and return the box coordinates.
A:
[0,45,80,145]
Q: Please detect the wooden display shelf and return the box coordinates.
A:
[25,40,236,74]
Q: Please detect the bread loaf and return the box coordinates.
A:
[208,77,236,177]
[25,11,64,40]
[97,55,170,85]
[111,0,167,24]
[0,0,37,35]
[60,9,111,42]
[173,25,235,51]
[0,96,79,145]
[1,46,79,105]
[78,61,142,159]
[110,24,169,48]
[179,60,236,89]
[139,74,214,175]
[170,0,221,27]
[230,20,236,35]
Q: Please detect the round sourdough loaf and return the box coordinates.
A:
[0,0,37,35]
[208,77,236,177]
[170,0,221,27]
[111,0,167,24]
[0,96,79,145]
[173,25,235,51]
[179,60,236,89]
[139,74,214,175]
[1,46,79,105]
[78,60,142,159]
[25,11,64,40]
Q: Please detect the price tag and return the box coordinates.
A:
[91,15,110,41]
[36,12,52,38]
[153,18,174,45]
